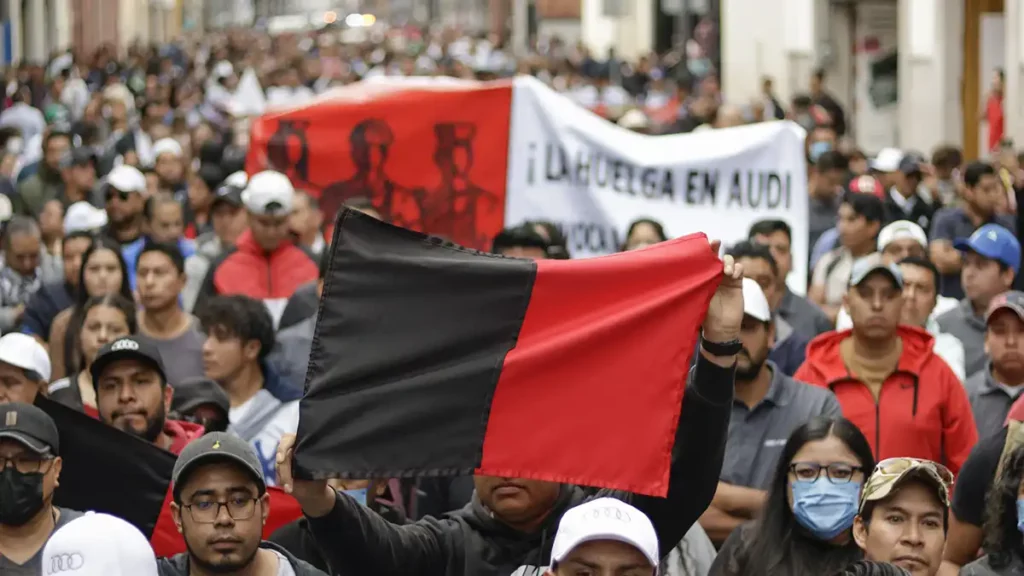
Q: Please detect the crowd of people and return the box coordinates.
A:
[0,21,1022,576]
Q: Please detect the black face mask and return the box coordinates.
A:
[0,467,46,526]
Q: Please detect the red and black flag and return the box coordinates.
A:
[38,397,303,556]
[294,210,723,497]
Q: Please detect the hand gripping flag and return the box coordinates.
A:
[37,397,303,556]
[294,209,723,497]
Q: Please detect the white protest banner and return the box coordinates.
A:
[247,75,809,291]
[503,76,810,292]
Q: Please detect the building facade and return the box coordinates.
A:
[720,0,1018,159]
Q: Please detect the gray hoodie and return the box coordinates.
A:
[157,541,326,576]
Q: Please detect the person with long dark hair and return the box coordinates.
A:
[47,293,136,416]
[47,236,133,380]
[961,446,1024,575]
[709,417,874,576]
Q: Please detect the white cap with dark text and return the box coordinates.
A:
[41,512,158,576]
[550,498,659,571]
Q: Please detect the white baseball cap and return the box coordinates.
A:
[0,333,50,381]
[242,170,295,215]
[106,165,146,194]
[741,277,772,322]
[224,170,249,189]
[877,220,928,252]
[152,138,183,159]
[551,498,659,570]
[63,201,108,234]
[41,512,158,576]
[869,147,904,172]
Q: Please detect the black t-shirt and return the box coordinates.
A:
[952,427,1006,526]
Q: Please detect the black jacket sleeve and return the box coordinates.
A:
[602,352,734,559]
[305,490,451,575]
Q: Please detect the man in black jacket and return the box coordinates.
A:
[274,250,744,575]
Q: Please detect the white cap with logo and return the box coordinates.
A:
[550,498,659,571]
[0,333,50,381]
[242,170,295,215]
[41,512,158,576]
[741,277,772,323]
[63,201,108,234]
[877,220,928,252]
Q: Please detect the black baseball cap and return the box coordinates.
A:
[0,402,59,455]
[171,432,266,502]
[90,337,168,386]
[58,146,96,170]
[211,183,244,209]
[171,377,230,418]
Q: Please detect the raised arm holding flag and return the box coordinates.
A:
[275,209,744,575]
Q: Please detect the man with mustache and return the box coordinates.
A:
[92,336,203,455]
[699,278,841,546]
[965,290,1024,438]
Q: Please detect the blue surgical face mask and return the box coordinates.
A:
[343,487,368,507]
[1016,498,1024,533]
[791,478,861,540]
[809,141,833,163]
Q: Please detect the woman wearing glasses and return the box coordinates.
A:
[709,416,874,576]
[959,446,1024,576]
[852,457,952,576]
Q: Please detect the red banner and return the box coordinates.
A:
[247,81,513,250]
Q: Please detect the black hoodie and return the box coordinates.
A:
[156,541,326,576]
[306,353,734,576]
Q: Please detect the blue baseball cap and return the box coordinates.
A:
[954,224,1022,275]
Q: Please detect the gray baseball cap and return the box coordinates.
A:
[849,253,904,289]
[171,432,266,502]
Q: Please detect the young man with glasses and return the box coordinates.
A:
[0,402,84,575]
[162,432,325,575]
[853,458,952,576]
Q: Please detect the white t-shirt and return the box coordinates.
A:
[229,390,299,487]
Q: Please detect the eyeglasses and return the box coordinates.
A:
[789,462,865,484]
[0,455,54,474]
[184,497,259,524]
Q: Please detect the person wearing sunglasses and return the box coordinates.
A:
[709,416,874,576]
[853,457,952,576]
[163,432,326,576]
[102,164,147,247]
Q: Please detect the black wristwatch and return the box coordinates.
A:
[700,336,742,357]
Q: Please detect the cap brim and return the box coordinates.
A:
[90,350,166,384]
[851,266,903,289]
[172,453,266,500]
[0,430,51,454]
[553,533,658,568]
[860,468,950,512]
[987,303,1024,323]
[953,238,996,258]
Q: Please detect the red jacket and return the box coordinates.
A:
[794,326,977,475]
[163,419,205,455]
[199,229,318,308]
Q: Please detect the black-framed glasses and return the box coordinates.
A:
[789,462,864,484]
[184,497,259,523]
[0,455,54,474]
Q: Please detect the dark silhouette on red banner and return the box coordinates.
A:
[247,81,513,249]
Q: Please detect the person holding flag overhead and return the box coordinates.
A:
[275,210,743,576]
